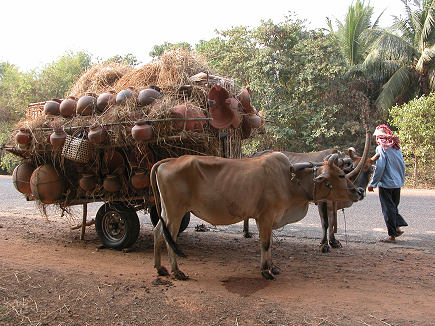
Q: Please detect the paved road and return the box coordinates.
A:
[1,175,434,252]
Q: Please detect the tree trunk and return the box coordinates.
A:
[413,156,418,188]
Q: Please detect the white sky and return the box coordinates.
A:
[1,0,404,72]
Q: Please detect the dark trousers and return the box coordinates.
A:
[379,187,408,237]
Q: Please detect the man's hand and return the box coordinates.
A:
[367,186,374,192]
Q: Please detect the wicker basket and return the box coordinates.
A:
[61,135,90,163]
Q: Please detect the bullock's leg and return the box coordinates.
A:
[153,219,169,276]
[243,219,252,238]
[328,202,342,249]
[318,202,330,253]
[256,220,277,280]
[164,208,188,280]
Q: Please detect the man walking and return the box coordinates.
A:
[368,124,408,243]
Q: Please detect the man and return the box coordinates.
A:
[368,124,408,243]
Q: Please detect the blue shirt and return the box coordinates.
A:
[369,145,405,189]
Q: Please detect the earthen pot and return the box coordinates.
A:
[88,125,108,144]
[49,127,67,149]
[137,88,162,106]
[225,98,242,128]
[79,174,97,192]
[131,120,153,141]
[130,171,150,189]
[116,87,136,105]
[12,162,35,195]
[97,90,116,112]
[170,104,206,131]
[237,88,254,113]
[15,128,32,145]
[77,93,97,115]
[209,101,236,129]
[43,99,61,116]
[59,96,77,117]
[103,174,121,192]
[248,114,262,128]
[30,164,65,204]
[208,84,229,107]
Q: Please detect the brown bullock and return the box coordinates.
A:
[150,141,369,279]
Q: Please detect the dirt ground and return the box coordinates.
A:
[0,209,434,326]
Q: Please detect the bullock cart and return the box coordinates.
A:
[4,53,263,249]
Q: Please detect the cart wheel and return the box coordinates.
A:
[149,205,190,234]
[95,202,140,249]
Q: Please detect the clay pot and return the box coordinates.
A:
[237,88,254,113]
[103,150,125,174]
[225,98,242,128]
[79,174,97,192]
[15,128,32,145]
[60,96,77,117]
[131,120,153,141]
[43,99,61,116]
[116,87,136,105]
[130,171,150,189]
[97,90,116,112]
[208,84,229,107]
[49,127,67,149]
[209,101,236,129]
[170,105,206,131]
[248,114,262,128]
[12,162,35,195]
[137,88,162,106]
[30,164,65,204]
[103,174,121,192]
[77,93,97,116]
[88,125,108,144]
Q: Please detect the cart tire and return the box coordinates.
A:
[95,202,140,249]
[149,205,190,234]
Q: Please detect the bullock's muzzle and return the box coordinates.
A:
[356,187,365,200]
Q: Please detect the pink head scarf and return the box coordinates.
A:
[374,124,400,150]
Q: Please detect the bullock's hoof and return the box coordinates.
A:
[173,270,189,280]
[329,240,342,249]
[243,232,253,238]
[320,243,330,253]
[157,266,169,276]
[271,265,280,275]
[261,270,276,280]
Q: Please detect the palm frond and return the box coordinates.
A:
[365,32,417,64]
[375,65,417,110]
[420,0,435,46]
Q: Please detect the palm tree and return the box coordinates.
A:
[327,0,384,66]
[363,0,435,110]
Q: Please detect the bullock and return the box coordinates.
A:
[244,132,378,252]
[150,138,369,280]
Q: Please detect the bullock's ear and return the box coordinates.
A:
[314,173,327,183]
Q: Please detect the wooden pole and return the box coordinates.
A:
[80,203,87,240]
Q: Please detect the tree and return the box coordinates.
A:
[104,54,140,66]
[363,0,435,110]
[390,93,435,187]
[149,42,192,58]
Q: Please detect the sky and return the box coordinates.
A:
[1,0,405,72]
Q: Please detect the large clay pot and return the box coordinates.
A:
[137,88,162,106]
[97,90,116,112]
[79,174,97,192]
[131,120,153,141]
[49,127,67,149]
[77,93,97,116]
[237,88,254,113]
[103,174,121,192]
[43,99,61,116]
[88,124,108,144]
[225,98,242,128]
[130,170,149,189]
[170,104,206,131]
[15,128,32,145]
[12,162,35,195]
[30,164,65,204]
[59,96,77,117]
[248,114,262,128]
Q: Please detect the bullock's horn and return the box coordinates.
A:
[348,147,357,160]
[327,153,339,167]
[346,130,371,180]
[371,153,380,161]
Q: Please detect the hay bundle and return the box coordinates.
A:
[69,62,134,97]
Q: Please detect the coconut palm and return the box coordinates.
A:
[327,0,384,66]
[363,0,435,110]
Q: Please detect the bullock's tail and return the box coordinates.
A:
[150,158,186,258]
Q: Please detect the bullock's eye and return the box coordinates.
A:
[339,174,345,178]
